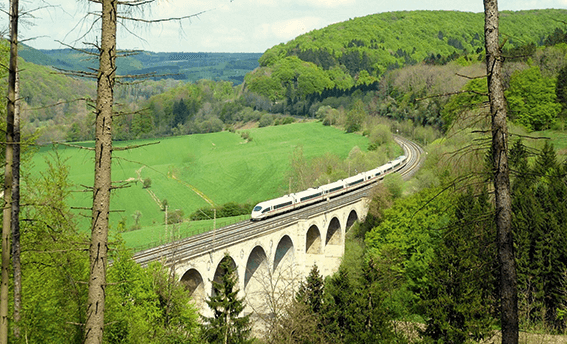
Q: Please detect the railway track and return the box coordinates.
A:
[133,136,424,266]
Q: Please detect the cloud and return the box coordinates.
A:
[296,0,357,8]
[247,0,356,9]
[256,16,326,42]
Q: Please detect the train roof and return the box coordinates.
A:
[255,194,295,208]
[294,187,322,199]
[343,172,366,184]
[320,179,345,190]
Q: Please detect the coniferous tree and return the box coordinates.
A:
[321,267,354,343]
[420,187,498,342]
[202,255,252,344]
[555,64,567,115]
[511,140,567,331]
[348,261,401,343]
[296,264,324,315]
[320,264,401,343]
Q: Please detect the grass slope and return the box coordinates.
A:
[31,122,370,247]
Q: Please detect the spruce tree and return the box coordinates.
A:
[321,267,353,343]
[420,187,498,342]
[296,264,324,314]
[202,255,252,344]
[512,140,567,331]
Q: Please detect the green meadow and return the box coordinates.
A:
[31,122,370,249]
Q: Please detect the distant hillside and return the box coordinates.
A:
[18,45,261,85]
[246,9,567,102]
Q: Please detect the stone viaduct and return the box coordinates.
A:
[167,194,369,314]
[134,135,422,316]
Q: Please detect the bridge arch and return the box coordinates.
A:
[180,268,204,296]
[306,224,322,254]
[212,254,237,295]
[274,235,294,272]
[180,268,206,307]
[325,217,342,246]
[244,245,268,289]
[244,246,270,314]
[346,210,359,231]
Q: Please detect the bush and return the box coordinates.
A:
[166,209,184,224]
[281,116,295,125]
[189,202,254,221]
[259,113,274,127]
[143,178,152,189]
[240,131,252,142]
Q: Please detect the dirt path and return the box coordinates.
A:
[169,172,215,207]
[136,166,163,209]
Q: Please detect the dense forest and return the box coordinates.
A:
[5,7,567,343]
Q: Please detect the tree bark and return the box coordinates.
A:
[483,1,518,343]
[12,69,21,340]
[0,0,19,341]
[84,0,116,342]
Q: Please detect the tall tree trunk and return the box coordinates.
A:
[483,1,518,343]
[0,0,19,341]
[12,71,21,340]
[84,0,116,342]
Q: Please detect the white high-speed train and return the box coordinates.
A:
[250,154,408,221]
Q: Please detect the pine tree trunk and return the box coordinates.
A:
[483,1,519,343]
[84,0,116,342]
[0,0,19,341]
[12,69,21,340]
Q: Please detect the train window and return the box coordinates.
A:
[274,201,292,209]
[253,206,262,212]
[262,207,271,213]
[347,179,363,186]
[300,192,322,202]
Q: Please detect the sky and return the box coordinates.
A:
[8,0,567,53]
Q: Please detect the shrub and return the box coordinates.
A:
[143,178,152,189]
[166,209,184,224]
[259,113,274,127]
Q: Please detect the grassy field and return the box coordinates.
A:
[31,122,371,248]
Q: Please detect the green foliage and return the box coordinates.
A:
[258,113,273,127]
[365,188,454,307]
[19,151,89,344]
[382,173,404,199]
[441,78,488,129]
[419,188,498,342]
[556,63,567,114]
[202,255,252,344]
[296,265,324,315]
[250,9,567,107]
[166,209,184,224]
[105,249,200,344]
[345,99,366,133]
[506,65,561,131]
[143,177,152,189]
[189,202,254,221]
[511,140,567,331]
[320,265,403,343]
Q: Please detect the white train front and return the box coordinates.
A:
[251,155,407,221]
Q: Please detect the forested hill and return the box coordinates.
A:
[246,9,567,102]
[18,45,262,85]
